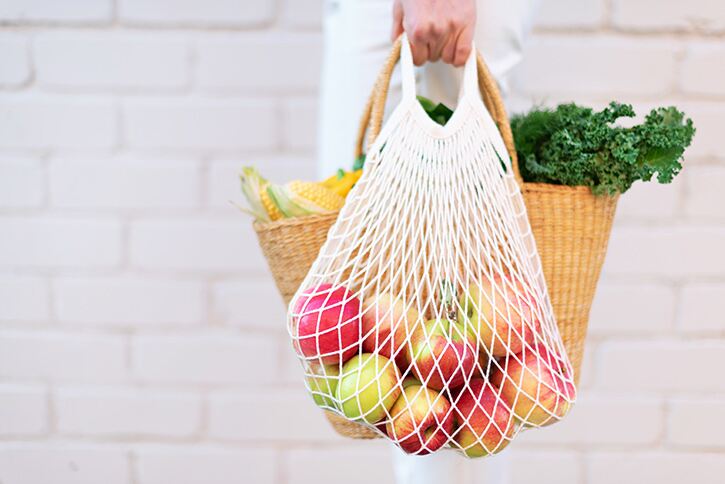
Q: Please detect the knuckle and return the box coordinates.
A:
[410,23,430,42]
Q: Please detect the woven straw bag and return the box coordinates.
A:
[253,38,618,440]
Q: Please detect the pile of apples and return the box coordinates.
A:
[291,275,575,457]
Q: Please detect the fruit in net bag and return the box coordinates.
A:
[386,384,454,455]
[405,318,478,391]
[305,362,339,408]
[453,379,516,456]
[458,272,538,358]
[491,344,575,426]
[286,36,578,456]
[292,284,361,365]
[361,291,419,359]
[336,353,401,424]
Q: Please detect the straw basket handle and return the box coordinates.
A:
[354,35,523,187]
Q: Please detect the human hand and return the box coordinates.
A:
[391,0,476,67]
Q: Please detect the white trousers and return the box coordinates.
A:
[318,0,540,177]
[318,1,539,482]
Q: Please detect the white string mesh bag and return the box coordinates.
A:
[288,35,576,457]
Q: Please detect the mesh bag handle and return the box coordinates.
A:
[354,35,523,187]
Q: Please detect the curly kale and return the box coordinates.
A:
[510,102,695,195]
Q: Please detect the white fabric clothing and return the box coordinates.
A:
[318,1,540,482]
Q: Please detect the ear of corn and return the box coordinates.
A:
[288,180,345,212]
[320,169,363,197]
[238,167,349,221]
[259,186,283,221]
[238,167,271,221]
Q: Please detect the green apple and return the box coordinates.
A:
[305,362,339,408]
[336,353,401,424]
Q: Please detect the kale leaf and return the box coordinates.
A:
[510,102,695,195]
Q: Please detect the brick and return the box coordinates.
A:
[119,0,274,27]
[0,0,112,23]
[0,158,44,208]
[0,34,29,86]
[129,218,264,272]
[208,389,341,441]
[684,165,725,219]
[598,341,725,392]
[508,450,581,484]
[207,157,316,209]
[588,283,675,335]
[132,332,277,385]
[0,331,126,382]
[0,217,121,269]
[534,0,604,29]
[518,395,662,446]
[57,387,200,438]
[679,283,725,334]
[513,36,678,97]
[577,342,596,389]
[682,43,725,97]
[282,98,318,151]
[35,32,188,90]
[123,99,276,152]
[0,446,129,484]
[668,399,725,448]
[286,445,395,484]
[281,0,323,29]
[197,33,321,92]
[0,276,49,322]
[55,276,204,326]
[679,102,725,159]
[603,226,725,278]
[0,384,47,436]
[136,445,276,484]
[280,347,306,385]
[611,0,725,33]
[49,158,200,209]
[616,177,682,221]
[0,95,116,149]
[587,452,725,484]
[210,276,285,328]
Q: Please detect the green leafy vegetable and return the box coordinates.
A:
[417,95,454,126]
[511,102,695,195]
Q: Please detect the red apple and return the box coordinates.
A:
[406,318,477,391]
[458,273,539,358]
[386,384,454,455]
[292,283,361,365]
[453,379,516,456]
[491,344,575,426]
[361,291,419,359]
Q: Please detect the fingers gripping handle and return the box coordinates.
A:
[354,34,523,187]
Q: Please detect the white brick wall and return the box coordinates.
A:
[1,1,724,483]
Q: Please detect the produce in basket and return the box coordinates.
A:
[336,353,401,424]
[453,378,516,457]
[386,384,454,455]
[237,99,694,223]
[286,37,579,457]
[241,73,694,453]
[511,102,695,195]
[292,284,361,365]
[491,343,575,427]
[238,166,358,221]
